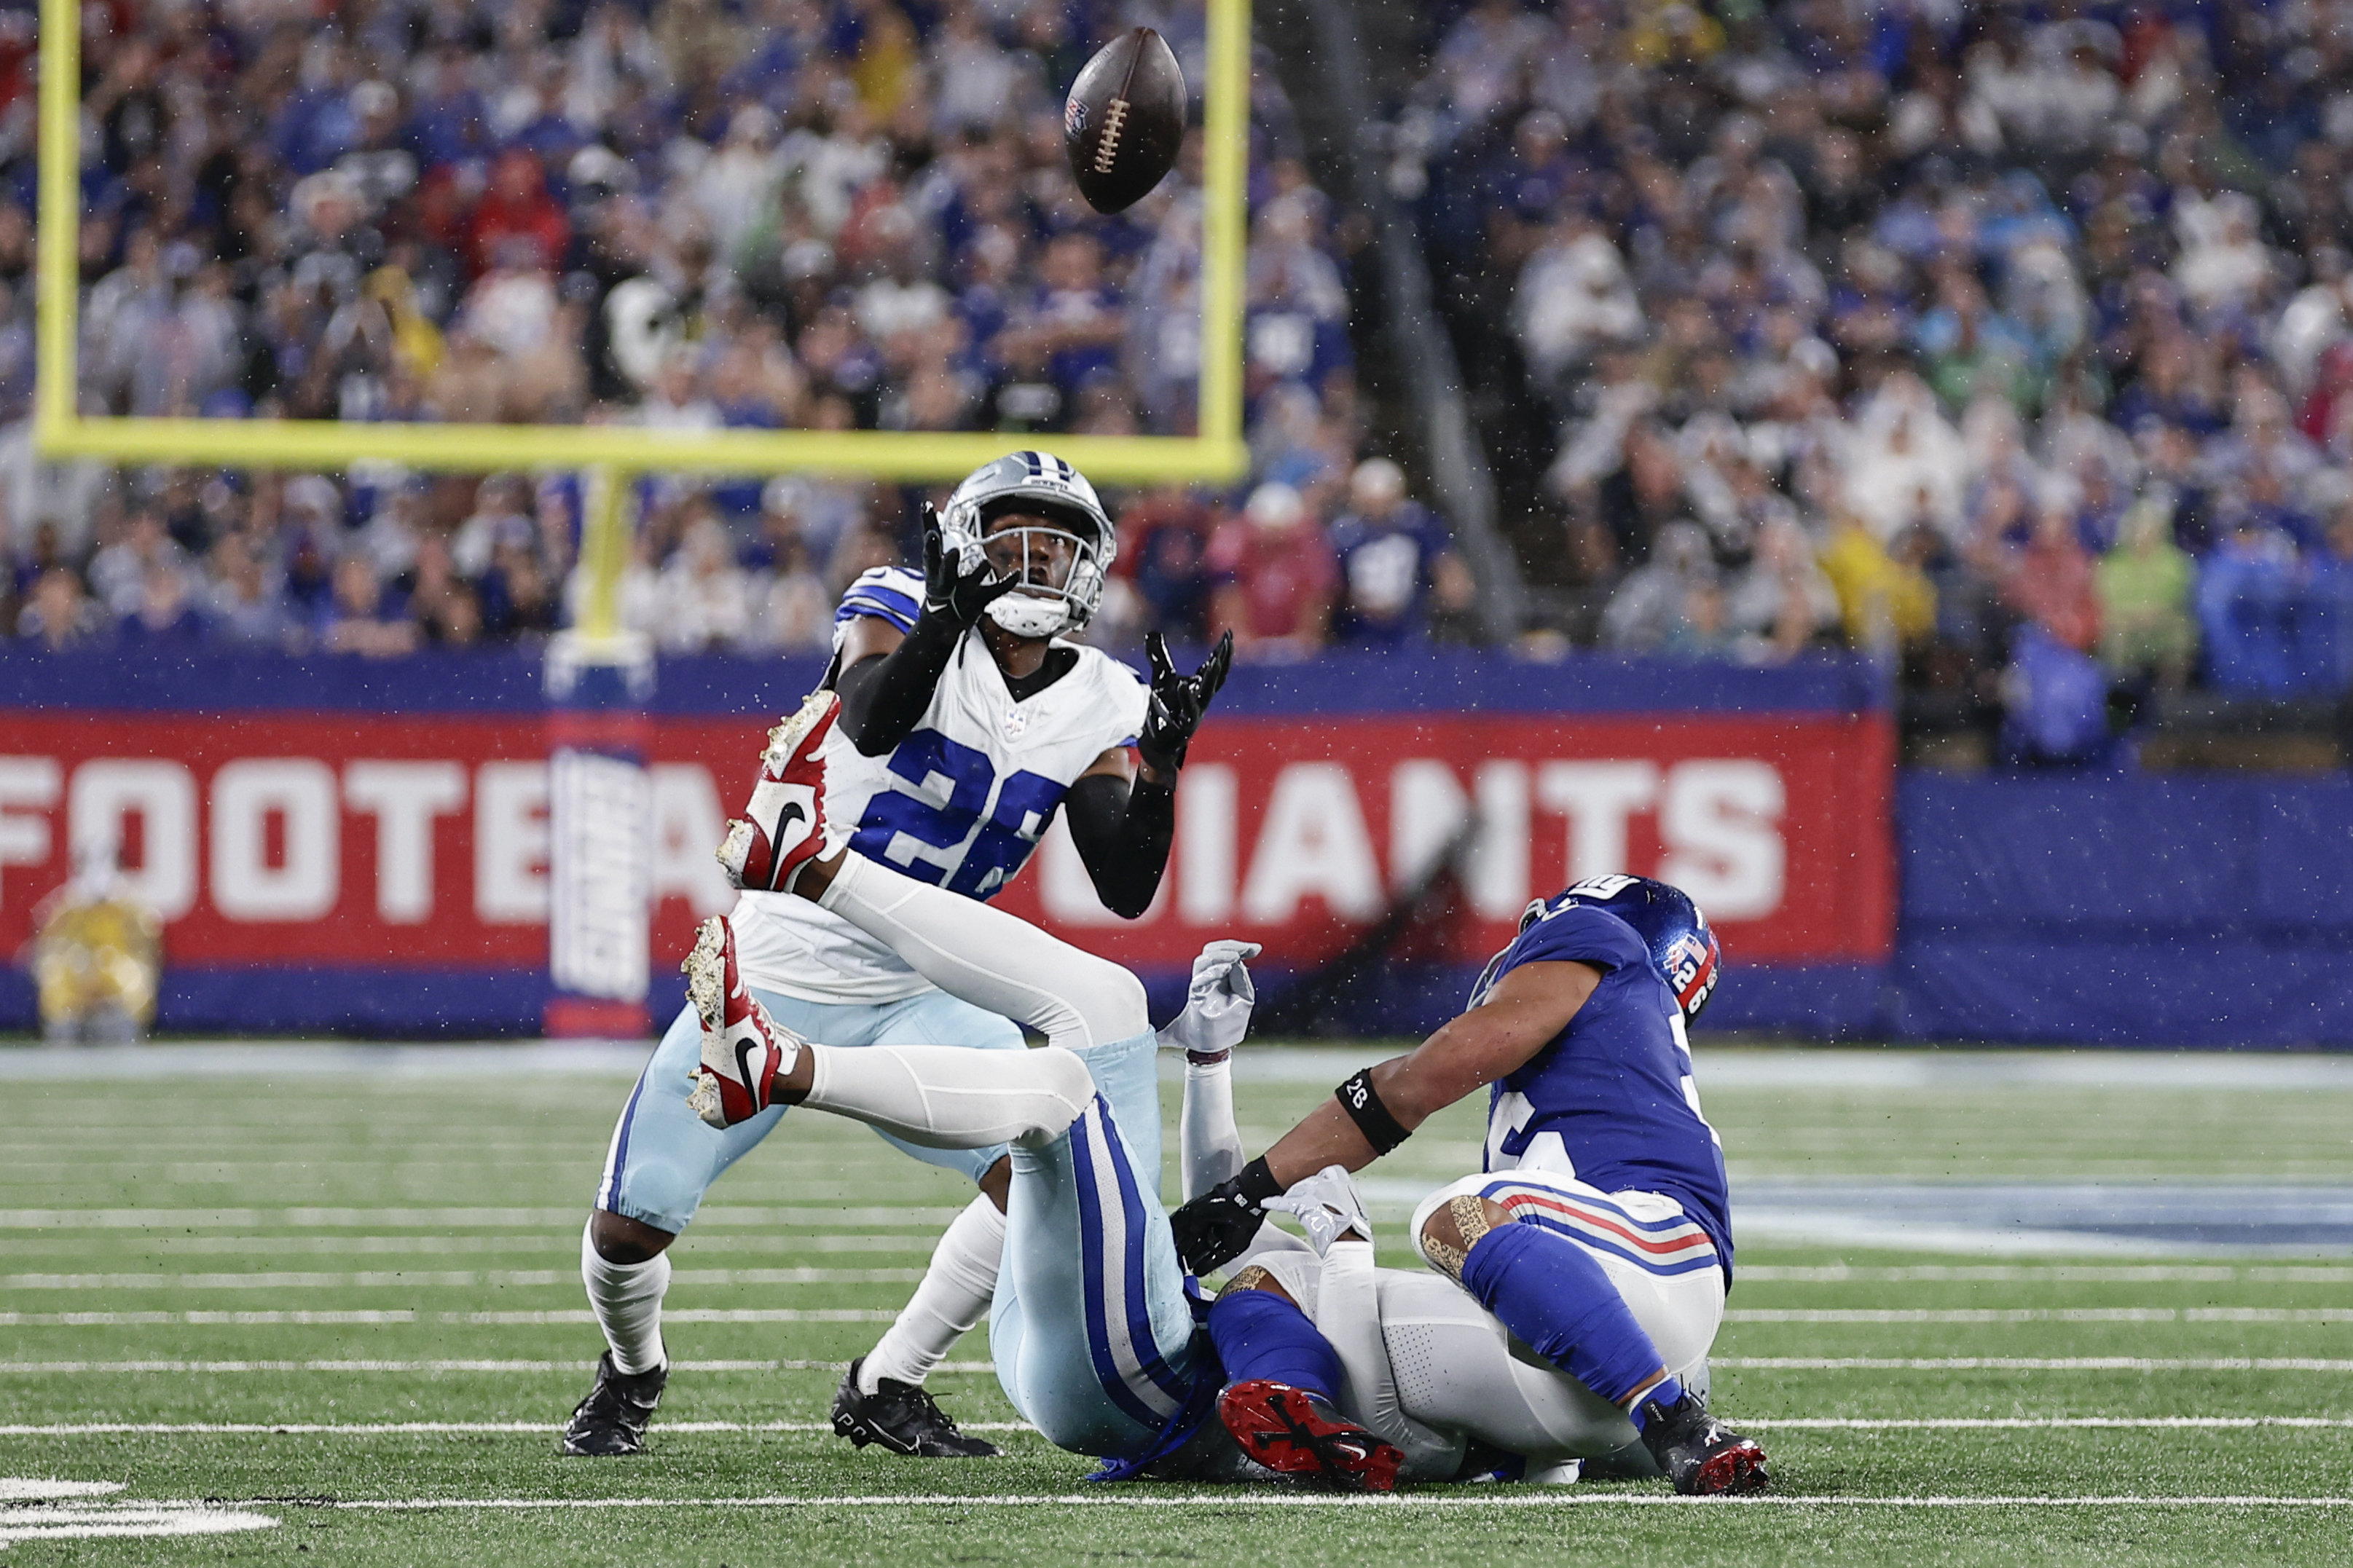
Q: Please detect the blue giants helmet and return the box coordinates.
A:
[1546,875,1722,1023]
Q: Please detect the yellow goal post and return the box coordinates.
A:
[34,0,1253,634]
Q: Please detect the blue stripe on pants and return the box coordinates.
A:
[1101,1097,1193,1406]
[1068,1100,1168,1428]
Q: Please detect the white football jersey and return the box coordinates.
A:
[731,566,1150,1003]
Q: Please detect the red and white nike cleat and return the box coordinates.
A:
[717,688,840,894]
[1216,1379,1402,1493]
[683,915,808,1130]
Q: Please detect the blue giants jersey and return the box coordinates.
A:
[1469,893,1733,1277]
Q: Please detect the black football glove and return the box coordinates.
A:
[1136,629,1233,776]
[1169,1154,1279,1277]
[921,503,1020,629]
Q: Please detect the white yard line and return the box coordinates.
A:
[288,1492,2353,1510]
[1714,1357,2353,1371]
[0,1358,996,1374]
[18,1266,2349,1290]
[0,1421,1034,1435]
[0,1234,935,1258]
[7,1355,2350,1375]
[21,1041,2353,1094]
[0,1308,897,1326]
[0,1268,924,1290]
[12,1416,2350,1438]
[1737,1265,2353,1283]
[6,1304,2344,1328]
[1745,1417,2353,1430]
[0,1504,280,1543]
[0,1206,967,1229]
[1724,1307,2353,1323]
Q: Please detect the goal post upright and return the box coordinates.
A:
[34,0,81,444]
[33,0,1254,1041]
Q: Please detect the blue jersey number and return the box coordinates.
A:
[848,728,1068,900]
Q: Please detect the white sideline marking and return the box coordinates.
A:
[1725,1307,2353,1324]
[0,1206,965,1230]
[0,1359,999,1375]
[296,1493,2353,1510]
[0,1267,924,1290]
[19,1040,2353,1092]
[0,1308,897,1327]
[1,1233,937,1258]
[1715,1357,2353,1372]
[1748,1417,2353,1430]
[0,1311,421,1326]
[1738,1265,2353,1283]
[9,1356,2346,1376]
[0,1422,1036,1436]
[0,1504,280,1543]
[15,1416,2350,1438]
[0,1480,124,1500]
[17,1264,2345,1291]
[464,1309,900,1325]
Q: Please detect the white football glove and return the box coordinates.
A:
[1158,939,1260,1057]
[1264,1165,1372,1257]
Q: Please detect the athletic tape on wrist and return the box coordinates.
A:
[1335,1068,1411,1155]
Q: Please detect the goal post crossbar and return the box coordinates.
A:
[31,0,1253,484]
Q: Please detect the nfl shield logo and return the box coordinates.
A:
[1003,706,1029,741]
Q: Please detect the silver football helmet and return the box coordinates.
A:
[938,450,1116,639]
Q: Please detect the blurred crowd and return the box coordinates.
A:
[1399,0,2353,712]
[1,0,1475,658]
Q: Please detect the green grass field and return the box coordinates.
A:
[4,1044,2351,1565]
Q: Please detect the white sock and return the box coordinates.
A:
[804,1041,1094,1150]
[581,1221,669,1375]
[1180,1056,1244,1202]
[859,1195,1005,1394]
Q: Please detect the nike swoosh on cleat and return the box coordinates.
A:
[734,1039,764,1104]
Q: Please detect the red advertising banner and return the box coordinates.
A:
[0,711,1891,976]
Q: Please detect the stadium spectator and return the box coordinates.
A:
[655,513,761,653]
[2098,499,2199,688]
[1206,481,1336,658]
[1112,484,1218,645]
[118,562,207,645]
[1327,459,1473,645]
[203,535,304,652]
[1379,0,2353,703]
[2001,503,2102,654]
[1723,516,1842,664]
[17,567,106,650]
[13,0,1399,663]
[319,554,419,659]
[1600,521,1726,657]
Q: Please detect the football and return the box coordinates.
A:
[1064,27,1187,214]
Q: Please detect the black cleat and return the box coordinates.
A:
[1636,1388,1769,1496]
[560,1352,667,1455]
[830,1358,999,1457]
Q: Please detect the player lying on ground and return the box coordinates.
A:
[1167,873,1768,1496]
[678,693,1761,1491]
[564,450,1233,1457]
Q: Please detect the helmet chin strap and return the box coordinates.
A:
[985,591,1071,639]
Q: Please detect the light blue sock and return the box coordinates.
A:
[1067,1029,1162,1178]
